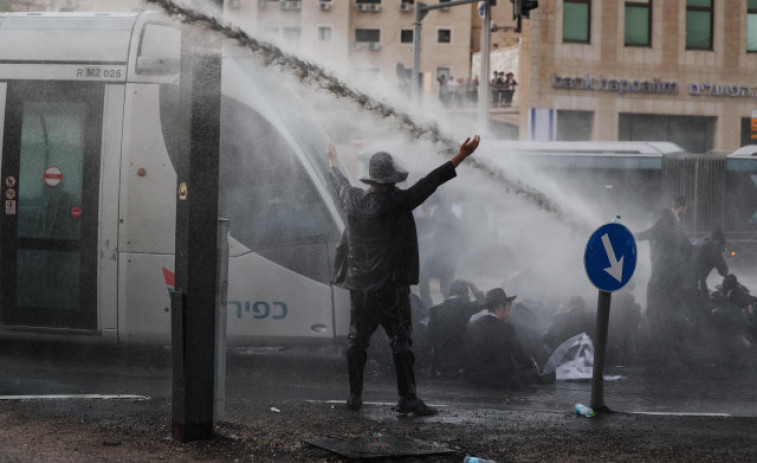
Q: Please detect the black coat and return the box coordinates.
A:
[428,296,484,375]
[463,314,536,389]
[637,208,691,287]
[330,161,457,290]
[685,238,728,293]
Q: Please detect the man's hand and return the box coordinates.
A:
[451,135,481,167]
[327,143,338,167]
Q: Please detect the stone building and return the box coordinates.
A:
[521,0,757,152]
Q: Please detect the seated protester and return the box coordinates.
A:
[508,300,552,366]
[543,295,595,353]
[713,274,757,309]
[711,274,757,340]
[427,279,485,378]
[462,288,555,389]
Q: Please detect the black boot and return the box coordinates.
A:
[346,343,367,411]
[392,350,437,416]
[346,393,363,411]
[392,350,417,398]
[396,396,438,416]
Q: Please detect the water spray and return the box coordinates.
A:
[144,0,566,220]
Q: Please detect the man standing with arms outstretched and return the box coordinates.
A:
[328,135,481,415]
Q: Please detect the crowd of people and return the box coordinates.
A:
[437,75,479,107]
[436,70,518,108]
[635,196,757,361]
[490,70,517,107]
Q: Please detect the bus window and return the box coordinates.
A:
[136,22,180,76]
[726,170,757,231]
[157,81,340,283]
[219,97,338,250]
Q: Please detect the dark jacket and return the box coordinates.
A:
[637,208,691,285]
[462,314,536,389]
[428,295,484,376]
[330,161,457,290]
[685,238,728,294]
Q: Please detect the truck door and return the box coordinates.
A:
[0,81,103,329]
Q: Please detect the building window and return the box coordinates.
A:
[748,0,757,52]
[283,27,301,43]
[436,67,451,81]
[686,0,713,50]
[624,0,651,46]
[438,29,451,43]
[355,28,380,43]
[619,113,715,153]
[557,110,593,141]
[263,26,279,39]
[318,26,332,41]
[400,29,413,43]
[563,0,591,43]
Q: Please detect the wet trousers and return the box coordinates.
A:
[347,283,417,399]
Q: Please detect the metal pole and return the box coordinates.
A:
[478,0,491,126]
[214,218,230,422]
[590,290,612,412]
[171,1,223,441]
[411,3,425,102]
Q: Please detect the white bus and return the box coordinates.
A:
[0,12,351,345]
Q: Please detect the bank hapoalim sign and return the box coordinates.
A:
[553,72,757,100]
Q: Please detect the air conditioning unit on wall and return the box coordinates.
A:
[400,3,412,12]
[319,1,332,11]
[281,1,301,10]
[368,42,381,51]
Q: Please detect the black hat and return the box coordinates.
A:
[360,152,409,185]
[485,288,516,311]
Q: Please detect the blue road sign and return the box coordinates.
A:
[584,223,637,292]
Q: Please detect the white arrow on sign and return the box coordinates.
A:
[601,233,624,282]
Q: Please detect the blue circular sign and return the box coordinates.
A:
[584,223,637,292]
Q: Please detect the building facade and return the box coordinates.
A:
[225,0,482,96]
[522,0,757,152]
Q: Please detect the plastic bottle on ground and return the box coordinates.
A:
[575,403,595,417]
[464,457,497,463]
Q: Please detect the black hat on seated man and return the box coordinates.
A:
[360,152,409,185]
[485,288,516,311]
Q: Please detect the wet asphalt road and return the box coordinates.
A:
[2,342,757,418]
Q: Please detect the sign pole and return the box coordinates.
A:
[590,290,612,412]
[583,222,637,414]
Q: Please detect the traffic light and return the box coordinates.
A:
[521,0,538,19]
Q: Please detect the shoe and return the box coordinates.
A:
[395,397,438,416]
[346,393,362,411]
[537,370,556,385]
